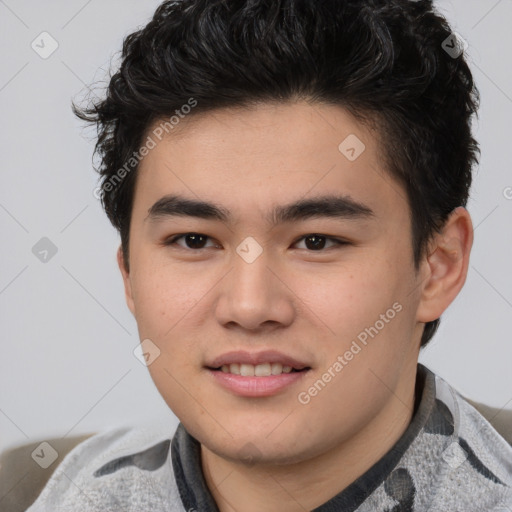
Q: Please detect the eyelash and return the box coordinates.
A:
[163,233,350,251]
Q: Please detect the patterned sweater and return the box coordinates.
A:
[27,364,512,511]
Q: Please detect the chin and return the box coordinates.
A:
[205,437,314,467]
[192,420,320,467]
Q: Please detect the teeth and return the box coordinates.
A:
[271,363,283,375]
[240,364,255,377]
[254,363,271,377]
[218,362,302,376]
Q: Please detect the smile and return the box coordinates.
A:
[216,362,306,376]
[207,365,311,397]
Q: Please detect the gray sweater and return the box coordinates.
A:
[26,364,512,511]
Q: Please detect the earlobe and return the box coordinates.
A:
[117,246,135,315]
[416,207,474,323]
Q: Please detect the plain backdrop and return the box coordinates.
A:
[1,0,511,456]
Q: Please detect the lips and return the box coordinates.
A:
[205,350,311,396]
[219,362,296,377]
[206,350,311,371]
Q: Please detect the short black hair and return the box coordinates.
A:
[74,0,480,348]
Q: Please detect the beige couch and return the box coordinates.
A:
[1,401,511,512]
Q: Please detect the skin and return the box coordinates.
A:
[118,100,473,511]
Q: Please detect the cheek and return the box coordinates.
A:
[129,258,202,337]
[305,262,397,329]
[305,254,414,369]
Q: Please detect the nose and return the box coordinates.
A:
[214,249,295,333]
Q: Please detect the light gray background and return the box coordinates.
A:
[1,0,511,456]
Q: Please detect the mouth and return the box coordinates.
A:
[205,350,312,397]
[208,362,311,376]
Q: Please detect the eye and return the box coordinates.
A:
[293,234,349,251]
[164,233,218,250]
[163,233,349,252]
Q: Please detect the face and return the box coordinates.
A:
[121,101,427,465]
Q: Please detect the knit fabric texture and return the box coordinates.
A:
[26,364,512,511]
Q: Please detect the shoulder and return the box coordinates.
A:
[456,391,512,480]
[431,372,512,508]
[27,421,185,512]
[435,372,512,474]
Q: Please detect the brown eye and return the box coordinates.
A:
[304,235,327,250]
[294,234,347,251]
[184,234,208,248]
[165,233,216,249]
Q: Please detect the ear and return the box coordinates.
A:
[416,207,473,323]
[117,246,135,316]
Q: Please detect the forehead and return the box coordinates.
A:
[144,101,379,158]
[133,101,407,224]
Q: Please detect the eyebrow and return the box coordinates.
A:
[146,194,375,225]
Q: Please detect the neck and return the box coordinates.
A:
[201,364,419,512]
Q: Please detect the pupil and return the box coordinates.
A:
[305,235,325,250]
[186,234,207,249]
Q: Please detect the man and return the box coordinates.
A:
[27,0,512,510]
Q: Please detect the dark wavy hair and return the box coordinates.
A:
[74,0,479,348]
